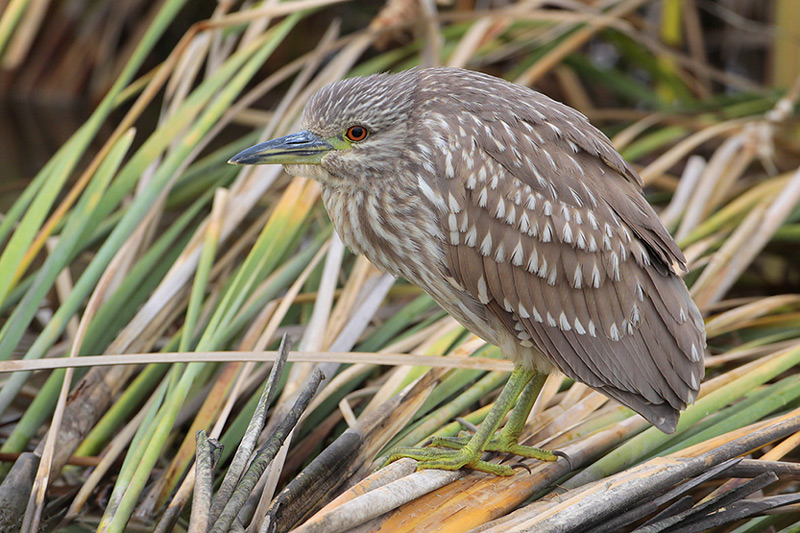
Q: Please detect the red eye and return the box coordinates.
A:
[345,126,368,142]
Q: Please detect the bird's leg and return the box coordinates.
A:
[483,372,557,461]
[386,366,534,476]
[430,371,558,461]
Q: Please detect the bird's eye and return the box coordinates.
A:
[345,126,368,142]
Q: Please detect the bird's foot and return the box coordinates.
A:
[385,446,516,476]
[429,435,559,462]
[384,369,560,476]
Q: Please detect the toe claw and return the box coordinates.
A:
[553,450,573,469]
[510,462,532,474]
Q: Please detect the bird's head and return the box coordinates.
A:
[229,71,421,189]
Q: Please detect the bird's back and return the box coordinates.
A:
[404,68,706,433]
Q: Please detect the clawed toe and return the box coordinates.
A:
[384,438,563,477]
[385,446,515,476]
[428,436,470,449]
[552,449,573,469]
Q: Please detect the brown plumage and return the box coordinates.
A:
[232,67,706,435]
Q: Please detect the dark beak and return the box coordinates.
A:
[228,130,335,165]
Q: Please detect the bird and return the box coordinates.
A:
[229,67,706,475]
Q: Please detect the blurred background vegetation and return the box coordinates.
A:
[0,0,799,531]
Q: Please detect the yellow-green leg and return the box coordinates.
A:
[386,367,555,476]
[483,372,556,459]
[431,371,557,457]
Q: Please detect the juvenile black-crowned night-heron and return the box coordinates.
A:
[230,67,706,475]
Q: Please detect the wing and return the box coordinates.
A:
[424,80,705,432]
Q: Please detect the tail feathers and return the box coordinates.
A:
[601,386,682,434]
